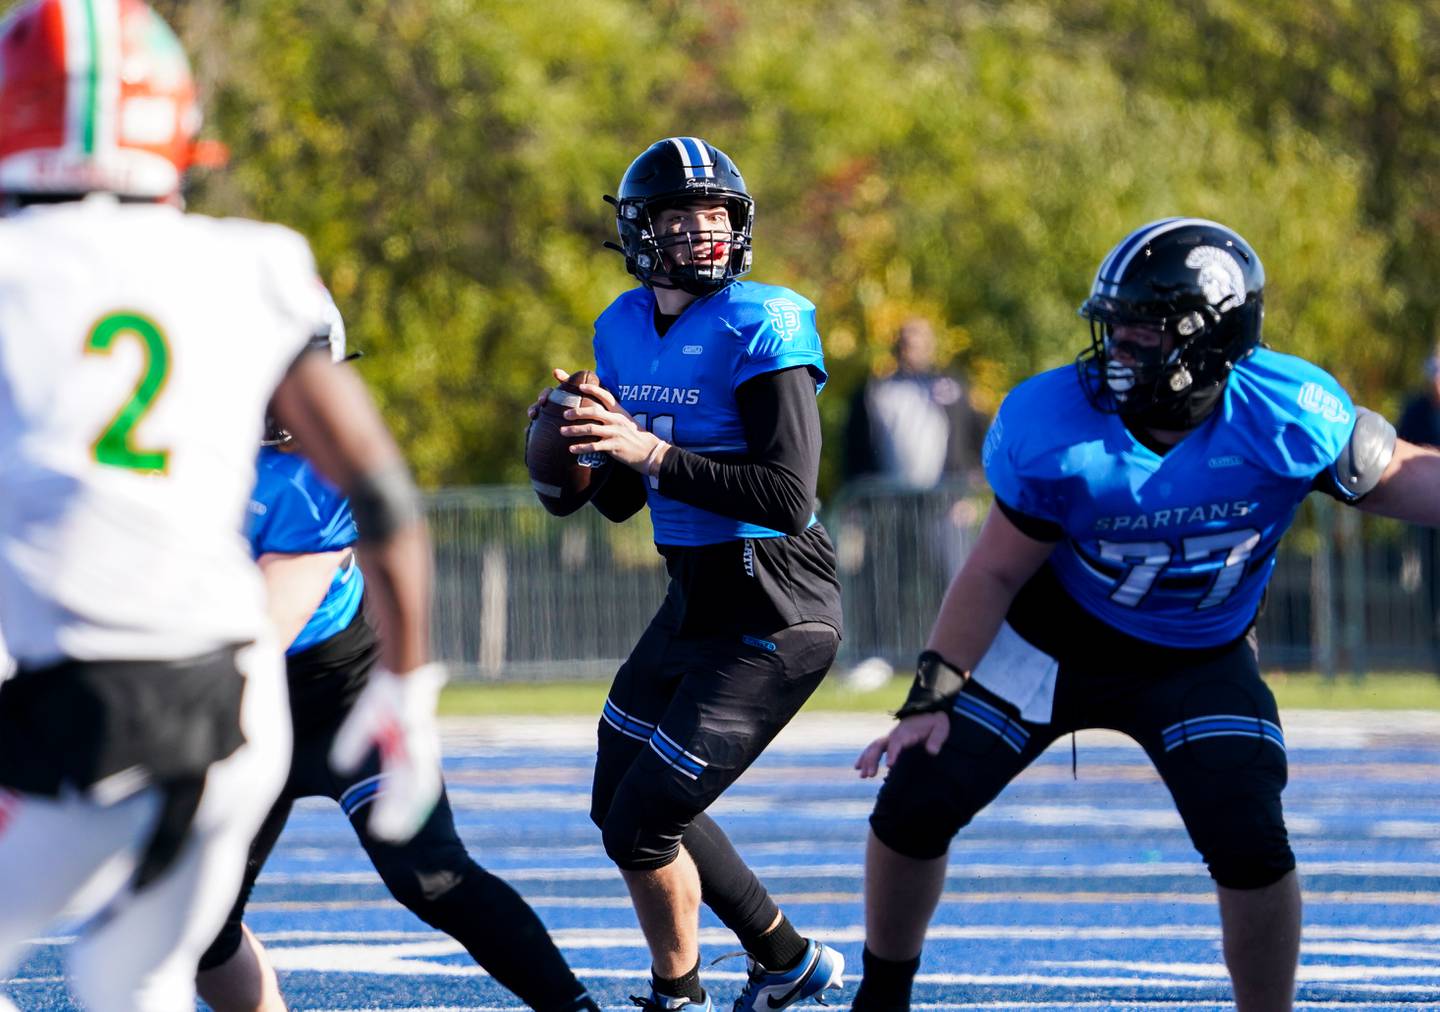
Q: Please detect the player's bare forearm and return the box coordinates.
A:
[925,504,1055,669]
[1356,438,1440,525]
[274,352,433,675]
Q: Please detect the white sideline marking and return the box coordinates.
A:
[306,1007,1440,1012]
[258,934,1440,988]
[312,1007,1440,1012]
[256,858,1440,886]
[439,791,1356,838]
[255,923,1440,946]
[439,710,1440,752]
[1039,959,1440,983]
[261,938,1440,990]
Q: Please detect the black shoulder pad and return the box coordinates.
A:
[1331,407,1396,501]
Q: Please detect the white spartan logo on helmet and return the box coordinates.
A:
[1184,245,1246,312]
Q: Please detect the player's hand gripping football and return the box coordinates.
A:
[559,378,667,472]
[525,367,569,421]
[330,663,448,843]
[855,712,951,779]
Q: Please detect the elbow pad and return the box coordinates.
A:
[894,650,969,719]
[1330,407,1396,502]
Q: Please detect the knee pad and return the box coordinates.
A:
[1177,750,1295,890]
[371,839,474,908]
[601,790,683,871]
[1207,850,1296,891]
[1201,827,1296,890]
[868,749,971,861]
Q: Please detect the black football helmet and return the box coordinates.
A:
[1077,217,1265,429]
[604,137,754,295]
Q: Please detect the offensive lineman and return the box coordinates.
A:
[0,3,440,1009]
[852,218,1440,1011]
[529,137,845,1011]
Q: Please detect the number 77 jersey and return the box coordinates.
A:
[983,348,1357,649]
[0,200,329,664]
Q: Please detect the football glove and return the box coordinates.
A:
[329,662,447,843]
[893,650,969,720]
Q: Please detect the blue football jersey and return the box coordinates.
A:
[593,281,827,547]
[248,446,364,654]
[984,348,1356,648]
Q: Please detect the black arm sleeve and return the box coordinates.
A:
[843,386,878,481]
[590,462,647,523]
[657,365,820,535]
[995,497,1064,542]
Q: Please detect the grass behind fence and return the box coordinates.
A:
[439,671,1440,717]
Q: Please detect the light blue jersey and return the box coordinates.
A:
[593,281,827,547]
[985,348,1356,648]
[248,447,364,654]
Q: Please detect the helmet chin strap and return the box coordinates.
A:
[1123,377,1224,430]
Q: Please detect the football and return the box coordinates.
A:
[526,369,610,516]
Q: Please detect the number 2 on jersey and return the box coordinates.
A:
[84,312,171,473]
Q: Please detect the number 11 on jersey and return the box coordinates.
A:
[632,413,674,443]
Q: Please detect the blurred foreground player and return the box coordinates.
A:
[852,218,1440,1012]
[197,314,600,1012]
[0,3,436,1009]
[530,137,844,1011]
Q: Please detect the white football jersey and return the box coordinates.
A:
[0,198,328,664]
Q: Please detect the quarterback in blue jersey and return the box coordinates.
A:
[197,343,600,1012]
[851,218,1440,1012]
[529,137,845,1012]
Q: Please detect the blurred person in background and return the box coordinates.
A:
[1396,349,1440,449]
[529,136,845,1012]
[1397,349,1440,673]
[0,2,437,1009]
[840,318,989,689]
[197,307,600,1012]
[851,217,1440,1012]
[843,316,987,492]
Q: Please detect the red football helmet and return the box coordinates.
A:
[0,0,213,199]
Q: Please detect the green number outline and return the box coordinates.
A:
[84,312,171,473]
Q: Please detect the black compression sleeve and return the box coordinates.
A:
[590,463,647,522]
[657,366,820,535]
[995,497,1063,542]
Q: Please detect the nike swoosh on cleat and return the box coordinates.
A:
[763,951,819,1009]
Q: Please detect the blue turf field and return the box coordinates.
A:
[8,710,1440,1010]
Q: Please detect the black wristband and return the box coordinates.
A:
[351,461,423,542]
[894,650,969,719]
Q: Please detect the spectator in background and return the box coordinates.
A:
[840,320,989,688]
[1398,350,1440,448]
[844,317,987,490]
[1398,349,1440,673]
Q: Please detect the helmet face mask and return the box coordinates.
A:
[607,137,754,296]
[1077,218,1265,430]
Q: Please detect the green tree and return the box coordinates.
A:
[7,0,1416,491]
